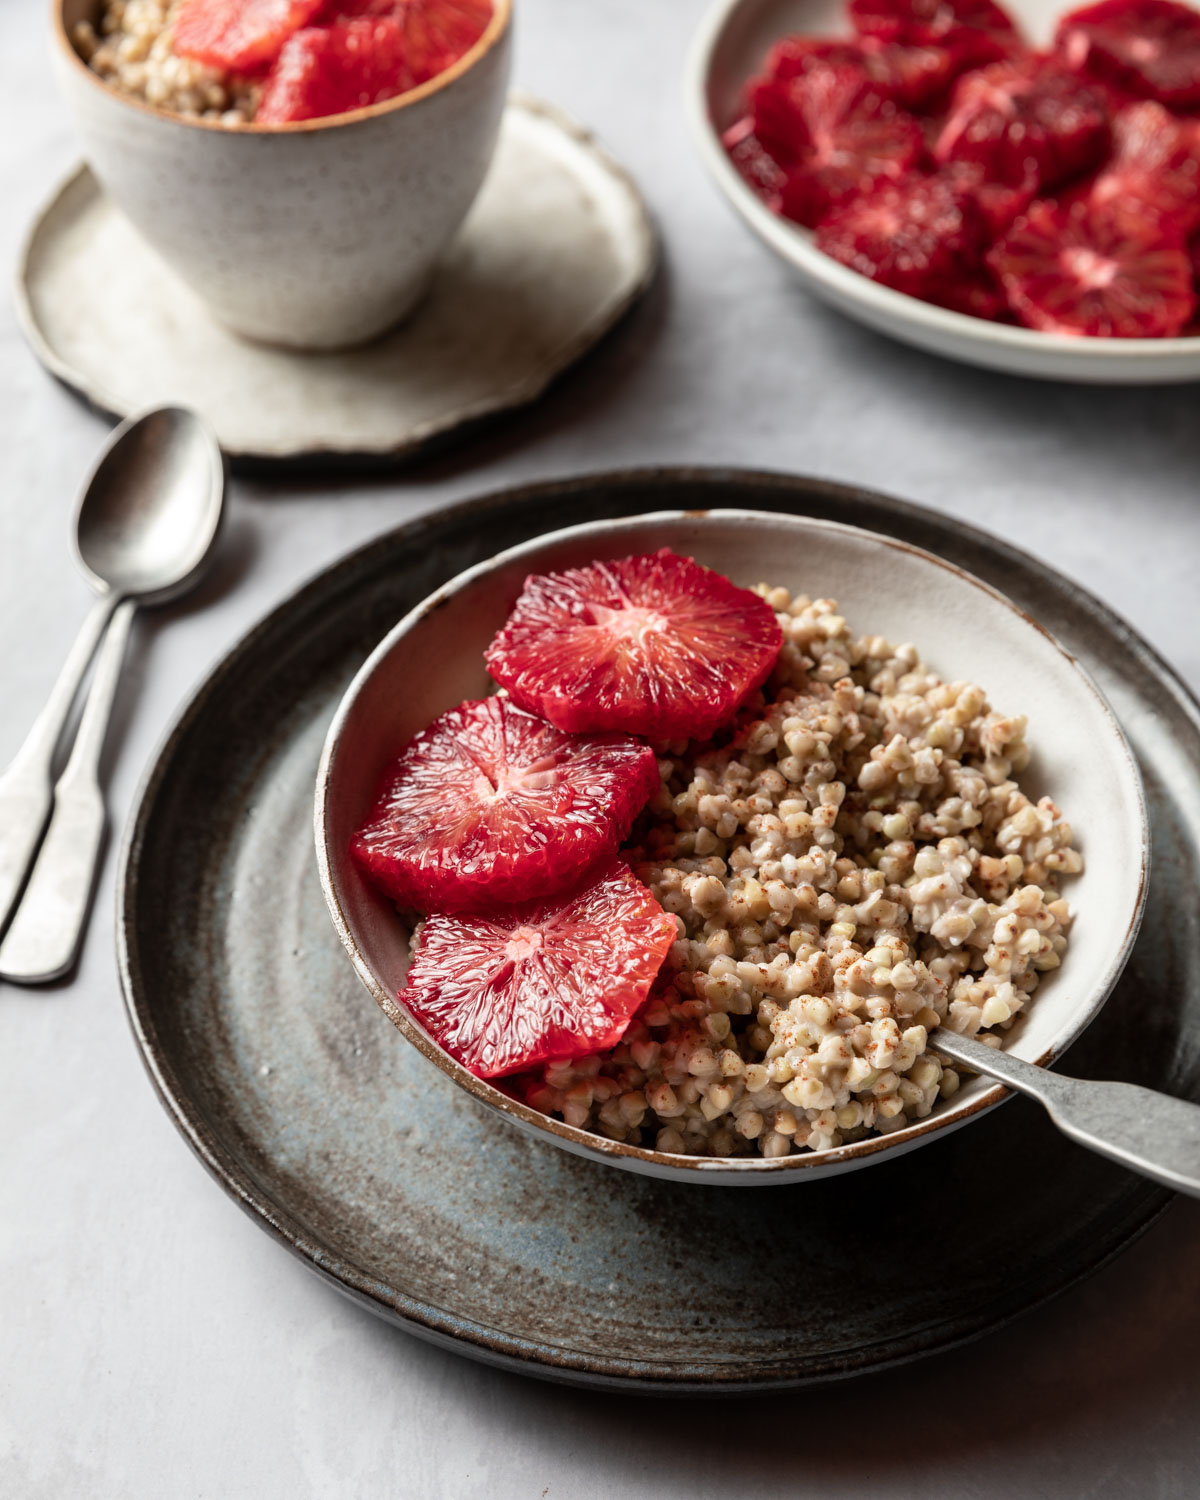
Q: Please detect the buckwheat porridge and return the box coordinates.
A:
[74,2,261,124]
[505,584,1082,1158]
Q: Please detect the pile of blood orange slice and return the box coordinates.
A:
[725,0,1200,337]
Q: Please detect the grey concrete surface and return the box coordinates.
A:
[2,2,1198,1496]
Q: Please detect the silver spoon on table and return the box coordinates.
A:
[0,407,224,982]
[932,1028,1200,1198]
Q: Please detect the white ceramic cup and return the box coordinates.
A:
[53,0,513,350]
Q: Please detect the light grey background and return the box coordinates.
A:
[3,2,1199,1496]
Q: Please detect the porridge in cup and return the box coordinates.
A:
[73,1,262,123]
[54,0,512,346]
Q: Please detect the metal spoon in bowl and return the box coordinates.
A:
[0,407,224,982]
[932,1027,1200,1198]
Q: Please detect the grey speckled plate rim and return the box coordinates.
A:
[13,93,659,470]
[116,467,1185,1392]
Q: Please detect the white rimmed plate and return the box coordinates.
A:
[686,0,1200,383]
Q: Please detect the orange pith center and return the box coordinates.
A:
[589,602,672,648]
[505,927,545,962]
[1063,246,1118,290]
[464,741,563,804]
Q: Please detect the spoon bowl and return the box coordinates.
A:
[74,406,225,603]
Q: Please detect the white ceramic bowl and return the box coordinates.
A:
[686,0,1200,384]
[316,509,1147,1185]
[53,0,512,349]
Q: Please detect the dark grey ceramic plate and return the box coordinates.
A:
[118,469,1199,1393]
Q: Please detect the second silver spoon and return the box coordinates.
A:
[0,407,224,981]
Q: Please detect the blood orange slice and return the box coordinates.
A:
[257,18,415,122]
[849,0,1020,48]
[987,198,1196,337]
[765,33,966,111]
[318,0,493,84]
[174,0,323,70]
[257,0,492,123]
[1088,102,1200,237]
[934,266,1008,319]
[485,550,784,743]
[940,159,1037,236]
[933,57,1110,191]
[862,33,991,107]
[750,66,924,227]
[815,172,987,299]
[722,116,787,212]
[352,698,660,914]
[399,864,678,1078]
[1056,0,1200,109]
[764,35,866,81]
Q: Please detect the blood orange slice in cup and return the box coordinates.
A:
[258,18,416,123]
[317,0,494,83]
[256,0,494,124]
[174,0,324,70]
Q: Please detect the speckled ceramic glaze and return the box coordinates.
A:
[53,0,512,348]
[316,508,1148,1186]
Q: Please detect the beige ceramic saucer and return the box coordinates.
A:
[16,95,656,463]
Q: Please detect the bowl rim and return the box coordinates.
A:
[314,506,1149,1180]
[683,0,1200,367]
[52,0,512,136]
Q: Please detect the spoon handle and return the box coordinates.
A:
[931,1028,1200,1199]
[0,591,119,934]
[0,601,136,984]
